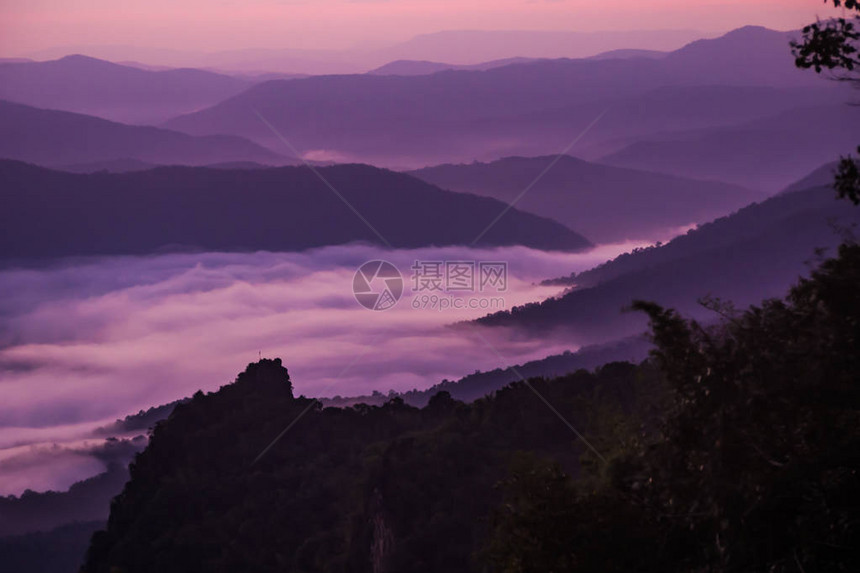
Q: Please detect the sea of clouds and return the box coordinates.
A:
[0,241,646,495]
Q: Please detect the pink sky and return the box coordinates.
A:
[0,0,832,57]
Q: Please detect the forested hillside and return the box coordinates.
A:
[82,240,860,572]
[477,182,860,342]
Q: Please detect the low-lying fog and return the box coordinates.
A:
[0,241,648,495]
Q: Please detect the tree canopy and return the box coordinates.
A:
[793,0,860,204]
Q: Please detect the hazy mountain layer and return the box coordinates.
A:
[0,100,285,168]
[409,155,760,242]
[0,160,591,260]
[0,55,252,124]
[367,57,537,76]
[163,27,838,168]
[0,521,104,573]
[601,104,860,191]
[474,184,860,342]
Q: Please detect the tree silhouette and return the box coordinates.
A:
[793,0,860,204]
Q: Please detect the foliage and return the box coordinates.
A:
[482,454,656,573]
[81,240,860,572]
[486,243,860,572]
[836,147,860,205]
[792,1,859,74]
[792,0,860,204]
[80,358,663,573]
[72,242,860,573]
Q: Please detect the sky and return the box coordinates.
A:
[0,0,833,58]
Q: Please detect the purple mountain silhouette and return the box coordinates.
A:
[164,27,840,168]
[0,55,252,124]
[587,48,667,60]
[473,177,860,344]
[368,57,537,76]
[0,100,286,167]
[600,104,860,192]
[0,160,591,260]
[409,155,761,242]
[371,29,701,65]
[780,161,842,194]
[663,26,807,85]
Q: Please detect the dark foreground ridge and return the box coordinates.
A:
[82,357,663,572]
[83,244,859,572]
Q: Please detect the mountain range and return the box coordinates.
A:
[0,160,591,261]
[161,27,844,169]
[0,55,253,124]
[367,48,669,77]
[0,100,285,168]
[472,178,860,343]
[22,29,704,74]
[601,104,860,191]
[2,27,848,183]
[409,155,760,242]
[367,57,537,76]
[2,168,855,571]
[3,5,860,572]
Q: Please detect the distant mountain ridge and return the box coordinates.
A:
[664,25,795,81]
[372,28,702,66]
[0,160,591,260]
[0,55,253,123]
[588,48,666,60]
[409,155,760,242]
[781,161,841,194]
[0,464,129,538]
[600,104,860,191]
[56,159,277,174]
[473,182,860,343]
[21,29,703,74]
[163,26,838,168]
[0,100,285,168]
[368,57,538,76]
[324,334,653,409]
